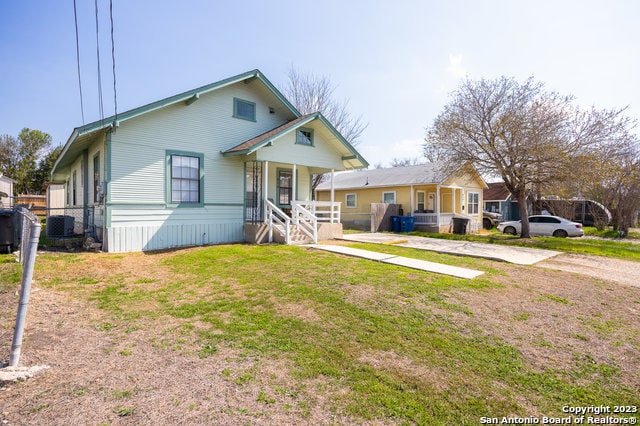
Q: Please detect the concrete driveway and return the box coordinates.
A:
[341,233,561,265]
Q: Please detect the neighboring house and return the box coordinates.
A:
[45,182,65,216]
[0,174,16,208]
[315,163,488,233]
[51,69,368,252]
[483,182,521,221]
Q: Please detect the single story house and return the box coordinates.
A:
[315,163,488,233]
[0,174,15,208]
[51,69,368,252]
[483,182,521,221]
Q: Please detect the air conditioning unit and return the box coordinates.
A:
[47,215,75,238]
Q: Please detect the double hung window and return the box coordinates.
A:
[467,192,479,215]
[169,153,202,205]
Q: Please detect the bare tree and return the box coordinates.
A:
[390,157,422,167]
[284,66,369,192]
[579,134,640,235]
[284,66,368,147]
[424,76,629,238]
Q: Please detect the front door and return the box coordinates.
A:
[277,169,293,209]
[428,192,435,212]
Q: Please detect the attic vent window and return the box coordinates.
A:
[233,98,256,122]
[296,128,314,146]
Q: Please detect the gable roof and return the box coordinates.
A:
[224,113,315,155]
[0,174,16,184]
[484,182,511,201]
[316,162,488,191]
[53,69,300,175]
[222,112,368,169]
[316,162,450,190]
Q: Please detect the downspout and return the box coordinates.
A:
[104,130,112,251]
[82,149,89,236]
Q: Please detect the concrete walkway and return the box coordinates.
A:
[341,233,561,265]
[305,244,485,279]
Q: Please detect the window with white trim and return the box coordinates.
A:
[345,193,357,208]
[382,191,396,204]
[416,191,425,212]
[467,192,480,214]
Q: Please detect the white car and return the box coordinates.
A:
[497,215,584,237]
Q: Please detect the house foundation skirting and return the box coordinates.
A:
[106,222,243,252]
[244,222,343,244]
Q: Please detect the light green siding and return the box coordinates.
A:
[255,127,344,170]
[103,80,293,251]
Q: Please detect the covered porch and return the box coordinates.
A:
[221,111,367,244]
[408,184,481,233]
[243,160,344,244]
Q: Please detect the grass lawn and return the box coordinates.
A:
[404,228,640,262]
[1,243,639,424]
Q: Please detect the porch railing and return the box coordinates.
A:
[297,201,340,223]
[292,201,318,244]
[413,212,439,226]
[266,200,291,244]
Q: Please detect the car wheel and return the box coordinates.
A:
[504,226,517,235]
[552,229,568,238]
[483,218,492,230]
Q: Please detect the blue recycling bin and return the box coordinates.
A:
[391,215,401,232]
[400,216,415,232]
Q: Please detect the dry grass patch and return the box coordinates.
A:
[2,244,639,425]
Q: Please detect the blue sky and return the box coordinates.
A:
[1,0,638,167]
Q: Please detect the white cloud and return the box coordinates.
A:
[446,53,466,79]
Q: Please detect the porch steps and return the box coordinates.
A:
[272,224,314,245]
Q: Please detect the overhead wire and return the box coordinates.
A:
[94,0,104,123]
[73,0,85,124]
[109,0,118,124]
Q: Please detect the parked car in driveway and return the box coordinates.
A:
[482,210,503,229]
[497,215,584,237]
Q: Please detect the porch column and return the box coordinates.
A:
[263,161,269,223]
[410,185,414,216]
[436,185,441,227]
[452,188,456,216]
[292,163,297,204]
[330,169,335,223]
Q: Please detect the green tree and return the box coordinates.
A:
[33,145,63,192]
[0,128,53,194]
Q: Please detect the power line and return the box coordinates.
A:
[109,0,118,124]
[94,0,104,123]
[73,0,85,124]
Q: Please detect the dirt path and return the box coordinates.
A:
[537,253,640,287]
[1,248,639,425]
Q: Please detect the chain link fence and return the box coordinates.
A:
[0,207,42,367]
